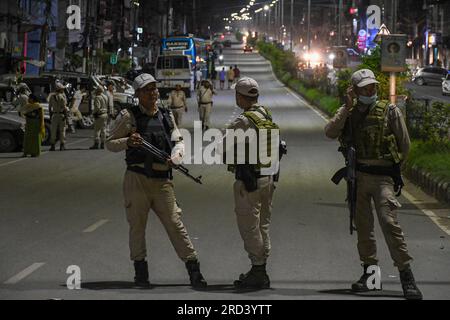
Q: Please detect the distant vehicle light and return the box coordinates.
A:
[329,53,336,60]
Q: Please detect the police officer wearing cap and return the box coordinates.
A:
[49,82,69,151]
[90,86,109,150]
[325,69,422,300]
[223,77,278,289]
[106,73,207,289]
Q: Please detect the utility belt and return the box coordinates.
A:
[127,165,172,180]
[199,102,212,105]
[235,164,272,193]
[170,106,184,110]
[356,163,404,196]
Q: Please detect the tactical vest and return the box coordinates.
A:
[126,106,174,177]
[228,105,280,172]
[340,101,402,164]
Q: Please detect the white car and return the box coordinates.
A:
[442,73,450,96]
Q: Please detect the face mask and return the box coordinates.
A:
[358,94,377,105]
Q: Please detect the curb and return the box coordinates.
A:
[406,165,450,205]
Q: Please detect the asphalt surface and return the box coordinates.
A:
[405,82,450,104]
[1,42,450,300]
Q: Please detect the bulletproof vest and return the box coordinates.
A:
[228,105,280,172]
[125,106,174,174]
[340,101,402,164]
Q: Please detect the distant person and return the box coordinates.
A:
[22,94,45,158]
[210,68,218,89]
[167,84,188,127]
[227,66,235,89]
[49,82,69,151]
[219,67,226,90]
[90,87,108,150]
[196,68,203,89]
[14,83,31,117]
[106,82,116,120]
[197,80,216,131]
[234,65,241,81]
[69,85,86,132]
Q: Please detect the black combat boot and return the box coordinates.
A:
[89,142,99,150]
[234,264,270,289]
[133,260,151,288]
[60,144,66,151]
[185,260,207,288]
[100,142,105,149]
[50,144,56,152]
[400,265,423,300]
[351,264,382,292]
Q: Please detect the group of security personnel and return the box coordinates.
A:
[105,68,422,300]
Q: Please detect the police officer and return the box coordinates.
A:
[106,73,207,289]
[49,82,69,151]
[325,69,422,300]
[224,77,277,289]
[197,80,215,131]
[90,87,109,150]
[167,84,187,127]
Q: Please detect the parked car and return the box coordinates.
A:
[412,66,448,86]
[442,72,450,96]
[243,45,253,53]
[0,110,24,153]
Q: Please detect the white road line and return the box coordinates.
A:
[83,219,109,233]
[402,190,450,236]
[4,263,45,284]
[285,87,330,123]
[0,138,91,168]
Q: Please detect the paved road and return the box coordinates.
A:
[405,82,450,104]
[1,43,449,300]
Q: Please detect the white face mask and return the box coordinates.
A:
[358,94,377,105]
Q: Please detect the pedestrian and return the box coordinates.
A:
[167,84,188,127]
[22,94,45,158]
[211,68,218,89]
[223,77,279,289]
[325,69,423,300]
[227,66,235,89]
[90,86,108,150]
[196,68,203,90]
[219,67,226,90]
[106,82,116,119]
[106,73,207,289]
[197,80,215,131]
[234,65,241,81]
[49,82,69,151]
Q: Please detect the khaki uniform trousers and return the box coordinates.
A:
[355,171,413,270]
[123,170,198,262]
[234,177,275,266]
[199,103,212,128]
[170,107,184,127]
[94,114,108,144]
[50,114,66,145]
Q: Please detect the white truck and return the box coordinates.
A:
[155,54,192,98]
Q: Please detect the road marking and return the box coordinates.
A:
[83,219,109,233]
[0,138,90,168]
[402,190,450,236]
[4,263,45,284]
[285,87,330,123]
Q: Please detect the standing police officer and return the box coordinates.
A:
[106,73,207,289]
[325,69,422,300]
[90,87,108,150]
[223,77,278,289]
[49,82,68,151]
